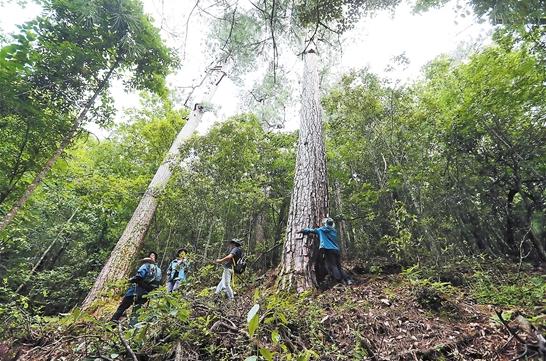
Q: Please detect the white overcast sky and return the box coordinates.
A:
[0,0,493,136]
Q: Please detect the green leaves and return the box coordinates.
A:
[324,33,546,264]
[0,0,175,216]
[271,329,281,344]
[296,0,401,32]
[0,98,184,314]
[247,303,260,337]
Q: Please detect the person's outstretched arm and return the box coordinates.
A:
[301,227,318,235]
[215,253,234,264]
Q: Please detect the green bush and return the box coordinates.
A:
[471,272,546,308]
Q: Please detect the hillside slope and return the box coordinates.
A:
[6,267,545,361]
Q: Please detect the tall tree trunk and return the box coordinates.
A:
[271,197,290,267]
[277,48,328,292]
[82,65,227,309]
[0,61,119,232]
[520,190,546,262]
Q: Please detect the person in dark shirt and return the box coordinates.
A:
[214,239,243,300]
[302,218,353,287]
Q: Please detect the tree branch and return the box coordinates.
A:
[118,322,138,361]
[182,0,201,61]
[270,0,278,82]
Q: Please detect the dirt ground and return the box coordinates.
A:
[224,272,543,360]
[6,271,544,361]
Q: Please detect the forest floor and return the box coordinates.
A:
[213,272,540,360]
[4,263,545,361]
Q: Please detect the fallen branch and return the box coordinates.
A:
[210,316,250,338]
[359,336,377,361]
[117,322,138,361]
[495,310,527,344]
[396,332,479,360]
[174,341,184,361]
[495,310,546,360]
[210,320,238,333]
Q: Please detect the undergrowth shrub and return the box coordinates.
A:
[0,283,32,340]
[470,271,545,308]
[244,290,321,361]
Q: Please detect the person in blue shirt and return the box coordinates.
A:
[111,251,162,323]
[301,217,353,287]
[166,247,190,292]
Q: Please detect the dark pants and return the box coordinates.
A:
[111,294,147,322]
[316,249,350,286]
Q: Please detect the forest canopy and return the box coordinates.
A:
[0,0,544,360]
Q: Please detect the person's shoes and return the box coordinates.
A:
[344,279,354,285]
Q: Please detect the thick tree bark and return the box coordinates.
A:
[0,61,118,232]
[82,65,227,309]
[277,49,329,292]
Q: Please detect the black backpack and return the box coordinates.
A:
[233,254,247,274]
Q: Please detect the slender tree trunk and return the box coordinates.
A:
[82,65,227,309]
[271,197,289,267]
[505,189,517,247]
[16,208,78,293]
[195,212,205,245]
[277,48,328,292]
[333,180,349,256]
[0,62,119,232]
[252,211,265,254]
[204,219,215,259]
[520,190,546,262]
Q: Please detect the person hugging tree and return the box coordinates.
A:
[301,218,353,288]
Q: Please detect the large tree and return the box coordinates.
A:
[277,47,329,291]
[81,65,225,307]
[81,6,267,307]
[254,0,400,290]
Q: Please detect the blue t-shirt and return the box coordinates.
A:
[303,226,339,251]
[126,262,162,297]
[167,258,189,282]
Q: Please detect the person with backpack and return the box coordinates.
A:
[166,247,190,292]
[111,251,162,323]
[300,218,353,287]
[213,239,243,300]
